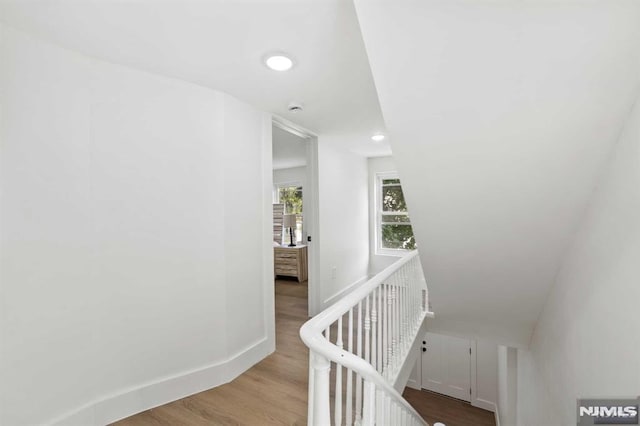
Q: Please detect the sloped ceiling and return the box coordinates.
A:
[354,0,640,345]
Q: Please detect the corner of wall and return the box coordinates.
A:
[52,338,273,426]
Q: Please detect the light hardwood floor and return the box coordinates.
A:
[114,279,495,425]
[113,279,309,426]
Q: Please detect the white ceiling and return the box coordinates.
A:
[0,0,391,156]
[272,126,307,170]
[355,0,640,345]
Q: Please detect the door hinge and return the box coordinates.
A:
[469,347,472,355]
[470,388,472,395]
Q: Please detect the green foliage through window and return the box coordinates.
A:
[278,185,303,243]
[379,175,416,250]
[278,186,303,214]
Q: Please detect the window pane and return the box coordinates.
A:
[279,186,303,214]
[381,214,411,223]
[382,178,401,185]
[296,214,303,243]
[381,224,416,250]
[382,185,407,212]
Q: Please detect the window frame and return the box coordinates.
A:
[375,171,414,255]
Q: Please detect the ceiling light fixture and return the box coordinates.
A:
[264,53,294,71]
[371,134,385,142]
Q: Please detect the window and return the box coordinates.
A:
[275,184,303,244]
[376,173,416,252]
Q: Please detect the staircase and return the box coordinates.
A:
[300,251,434,425]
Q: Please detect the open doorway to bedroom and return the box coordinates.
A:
[271,118,319,318]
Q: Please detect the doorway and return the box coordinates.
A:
[271,117,319,317]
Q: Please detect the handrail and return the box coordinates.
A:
[300,251,431,425]
[301,314,428,422]
[303,251,422,332]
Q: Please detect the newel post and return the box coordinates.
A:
[310,351,331,426]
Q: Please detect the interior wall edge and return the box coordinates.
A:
[50,337,272,426]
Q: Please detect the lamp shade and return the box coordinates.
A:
[283,214,297,228]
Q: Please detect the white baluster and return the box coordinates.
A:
[391,285,397,374]
[403,267,409,349]
[355,300,362,424]
[361,380,376,426]
[311,352,331,426]
[384,394,391,425]
[371,289,377,371]
[308,352,315,426]
[347,308,353,425]
[387,285,394,376]
[400,268,406,349]
[377,284,382,374]
[383,283,388,375]
[335,316,343,426]
[375,389,384,425]
[364,295,371,367]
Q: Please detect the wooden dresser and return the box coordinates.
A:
[274,245,308,282]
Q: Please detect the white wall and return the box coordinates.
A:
[273,166,307,189]
[516,95,640,425]
[367,156,403,275]
[0,24,274,426]
[498,346,518,426]
[474,340,498,413]
[317,138,369,310]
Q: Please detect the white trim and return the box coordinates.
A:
[261,112,276,354]
[470,340,477,404]
[406,378,421,390]
[50,338,273,426]
[274,180,303,190]
[494,403,501,426]
[322,275,368,307]
[473,398,498,412]
[272,114,318,139]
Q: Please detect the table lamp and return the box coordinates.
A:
[283,214,297,247]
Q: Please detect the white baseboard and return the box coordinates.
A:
[323,275,369,307]
[51,337,273,426]
[472,398,497,412]
[406,377,421,391]
[494,403,501,426]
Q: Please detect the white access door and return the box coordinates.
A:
[421,332,472,401]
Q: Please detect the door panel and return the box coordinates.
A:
[421,332,471,401]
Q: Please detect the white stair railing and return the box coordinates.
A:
[300,251,433,425]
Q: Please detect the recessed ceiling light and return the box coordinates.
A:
[371,134,385,142]
[265,54,294,71]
